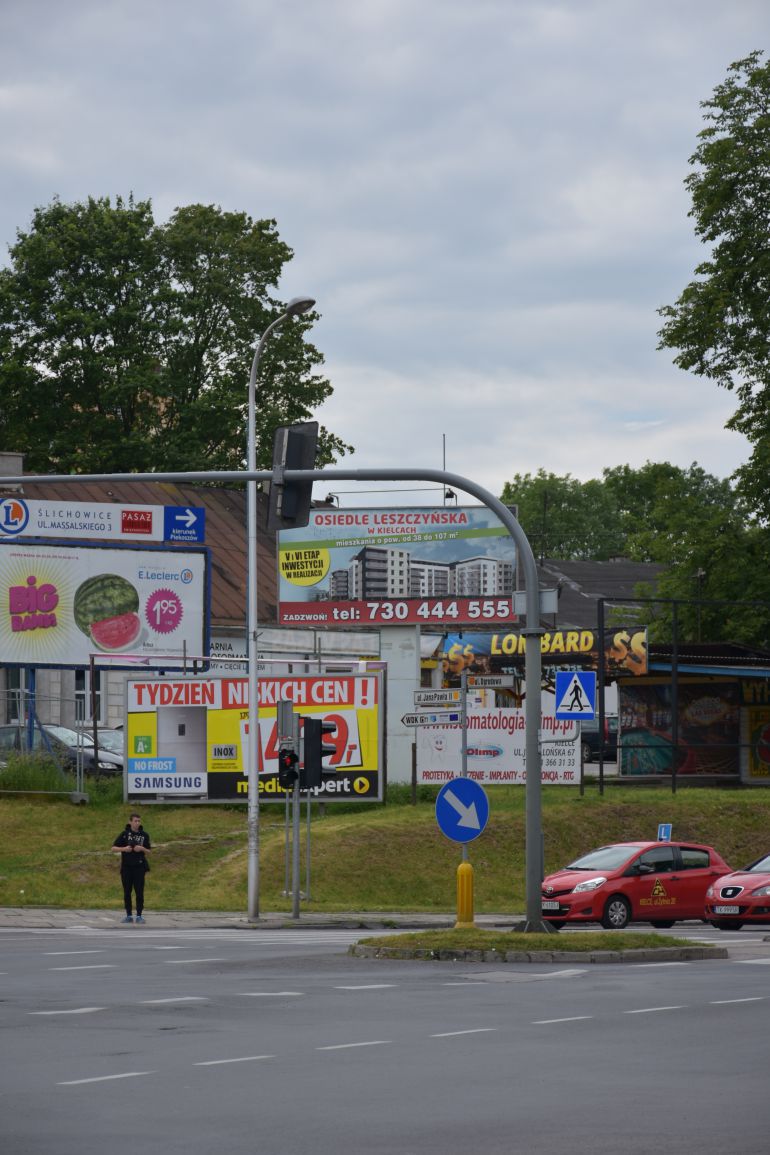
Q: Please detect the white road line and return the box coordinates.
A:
[334,984,396,990]
[710,997,766,1005]
[45,950,105,956]
[631,962,689,968]
[165,958,226,965]
[316,1040,391,1051]
[624,1005,687,1014]
[30,1007,105,1016]
[195,1055,274,1066]
[736,958,770,965]
[58,1071,155,1086]
[48,964,116,971]
[239,991,303,997]
[140,996,210,1004]
[442,982,488,986]
[532,1016,593,1025]
[430,1028,497,1037]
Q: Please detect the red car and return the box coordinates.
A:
[705,852,770,930]
[541,841,731,930]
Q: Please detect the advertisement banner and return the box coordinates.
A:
[0,496,205,543]
[0,541,207,666]
[277,506,517,627]
[441,627,648,678]
[618,681,740,776]
[125,673,383,802]
[743,706,770,784]
[416,699,579,785]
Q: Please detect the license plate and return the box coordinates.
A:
[714,905,740,915]
[542,900,561,911]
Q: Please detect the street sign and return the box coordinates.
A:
[164,505,206,543]
[554,670,596,718]
[467,675,515,688]
[657,823,673,842]
[402,711,461,726]
[435,778,489,844]
[414,689,461,706]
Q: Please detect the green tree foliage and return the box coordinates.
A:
[0,196,350,474]
[657,53,770,520]
[501,469,622,560]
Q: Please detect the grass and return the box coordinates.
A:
[356,929,690,952]
[1,777,769,913]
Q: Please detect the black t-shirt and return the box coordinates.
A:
[113,825,151,868]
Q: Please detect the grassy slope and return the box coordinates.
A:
[1,783,768,913]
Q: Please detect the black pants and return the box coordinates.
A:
[121,867,146,916]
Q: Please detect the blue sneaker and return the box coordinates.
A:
[122,915,133,923]
[135,916,145,924]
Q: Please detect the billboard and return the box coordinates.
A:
[0,496,205,543]
[0,541,207,666]
[416,700,579,784]
[277,506,517,627]
[441,627,649,678]
[618,681,740,776]
[124,672,383,802]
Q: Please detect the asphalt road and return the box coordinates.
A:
[2,923,769,1155]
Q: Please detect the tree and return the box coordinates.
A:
[657,53,770,520]
[0,196,351,474]
[500,469,622,560]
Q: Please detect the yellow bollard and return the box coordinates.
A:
[454,860,476,929]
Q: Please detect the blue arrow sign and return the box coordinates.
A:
[554,670,596,718]
[435,778,490,844]
[164,506,205,543]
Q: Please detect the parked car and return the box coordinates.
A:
[705,851,770,930]
[580,715,618,763]
[0,724,122,776]
[541,840,732,930]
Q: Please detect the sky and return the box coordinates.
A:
[1,0,769,508]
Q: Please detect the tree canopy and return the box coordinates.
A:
[657,52,770,520]
[0,196,350,475]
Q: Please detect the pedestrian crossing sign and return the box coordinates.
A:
[554,671,597,718]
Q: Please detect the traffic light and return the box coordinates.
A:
[277,745,299,790]
[266,421,319,531]
[300,716,337,790]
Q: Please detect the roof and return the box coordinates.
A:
[538,558,664,631]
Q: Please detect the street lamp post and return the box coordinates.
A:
[246,295,316,922]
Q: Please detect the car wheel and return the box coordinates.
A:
[650,920,674,929]
[581,743,592,764]
[601,895,631,930]
[711,920,743,931]
[546,920,565,931]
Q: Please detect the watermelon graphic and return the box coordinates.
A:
[73,574,141,651]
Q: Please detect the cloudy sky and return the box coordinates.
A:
[2,1,768,507]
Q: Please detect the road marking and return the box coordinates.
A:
[45,950,105,956]
[334,984,396,990]
[30,1007,105,1016]
[736,958,770,965]
[624,1005,686,1014]
[239,991,303,997]
[430,1028,497,1037]
[532,1016,593,1025]
[442,982,488,986]
[140,996,210,1004]
[48,964,116,971]
[195,1055,274,1066]
[710,997,766,1005]
[316,1040,391,1051]
[165,958,226,965]
[631,962,689,968]
[58,1071,155,1085]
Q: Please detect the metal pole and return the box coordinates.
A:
[460,669,468,864]
[292,781,301,919]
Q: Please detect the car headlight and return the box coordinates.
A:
[97,760,116,770]
[750,883,770,896]
[572,876,607,893]
[705,885,715,898]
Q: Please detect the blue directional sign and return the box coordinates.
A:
[554,670,597,719]
[435,778,490,845]
[164,506,205,543]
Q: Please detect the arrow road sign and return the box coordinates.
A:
[164,505,206,543]
[435,778,489,844]
[402,711,461,726]
[467,675,515,688]
[414,690,461,706]
[554,670,596,719]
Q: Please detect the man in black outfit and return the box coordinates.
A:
[112,813,152,924]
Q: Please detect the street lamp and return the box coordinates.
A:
[246,295,316,922]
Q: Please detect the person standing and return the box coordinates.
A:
[112,813,152,923]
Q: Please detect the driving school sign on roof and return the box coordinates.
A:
[277,506,518,627]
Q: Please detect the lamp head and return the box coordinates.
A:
[285,296,316,316]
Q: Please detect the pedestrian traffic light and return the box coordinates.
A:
[266,421,319,531]
[300,716,337,790]
[277,745,299,789]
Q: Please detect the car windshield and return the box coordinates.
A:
[746,853,770,873]
[44,725,90,748]
[565,844,646,871]
[92,730,124,755]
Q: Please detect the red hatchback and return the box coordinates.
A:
[705,852,770,930]
[541,841,732,930]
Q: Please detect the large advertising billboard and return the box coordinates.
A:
[0,541,207,666]
[440,627,649,678]
[125,672,383,802]
[618,681,740,776]
[277,506,517,627]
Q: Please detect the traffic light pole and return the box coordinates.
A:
[8,464,551,932]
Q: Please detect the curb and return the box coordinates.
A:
[348,945,729,964]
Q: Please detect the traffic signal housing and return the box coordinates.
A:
[301,716,337,790]
[266,421,319,531]
[277,745,299,790]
